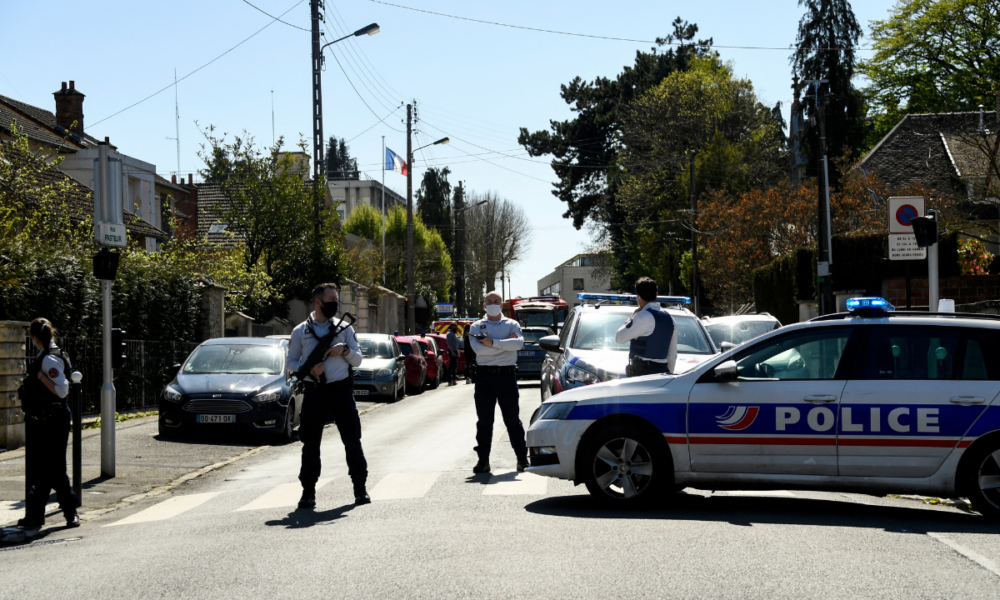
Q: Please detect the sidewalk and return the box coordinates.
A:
[0,400,378,527]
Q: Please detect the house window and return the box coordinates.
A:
[573,278,585,290]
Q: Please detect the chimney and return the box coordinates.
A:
[181,177,186,185]
[53,80,86,136]
[189,173,193,186]
[171,175,177,184]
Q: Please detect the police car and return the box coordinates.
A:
[526,298,1000,520]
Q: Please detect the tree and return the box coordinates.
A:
[791,0,866,175]
[861,0,1000,148]
[460,192,531,304]
[416,166,453,249]
[325,135,359,180]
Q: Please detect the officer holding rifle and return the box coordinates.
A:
[287,283,369,508]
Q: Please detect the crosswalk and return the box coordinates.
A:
[102,469,552,528]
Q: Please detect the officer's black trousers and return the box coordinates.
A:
[447,354,458,383]
[473,371,527,461]
[298,383,367,491]
[25,408,77,522]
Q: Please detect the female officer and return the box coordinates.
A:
[17,318,79,534]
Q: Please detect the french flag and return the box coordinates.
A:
[385,147,407,176]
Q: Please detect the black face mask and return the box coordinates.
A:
[320,300,339,319]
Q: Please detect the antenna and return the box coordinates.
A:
[271,89,275,146]
[166,69,180,176]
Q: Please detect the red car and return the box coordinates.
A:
[393,336,427,395]
[413,335,444,389]
[425,332,452,371]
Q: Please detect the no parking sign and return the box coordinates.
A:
[888,196,926,260]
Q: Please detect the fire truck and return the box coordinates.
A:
[502,296,569,332]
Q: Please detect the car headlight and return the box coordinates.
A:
[376,369,391,378]
[566,365,599,385]
[539,402,577,420]
[252,388,282,404]
[164,386,184,402]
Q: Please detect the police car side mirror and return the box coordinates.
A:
[720,341,736,352]
[714,360,738,382]
[538,335,562,353]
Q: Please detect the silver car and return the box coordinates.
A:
[703,314,782,350]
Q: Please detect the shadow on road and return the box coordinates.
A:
[524,492,1000,535]
[265,503,355,529]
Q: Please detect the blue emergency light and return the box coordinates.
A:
[846,297,895,314]
[577,293,692,305]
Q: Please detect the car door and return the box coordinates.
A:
[543,308,579,397]
[688,326,857,475]
[838,325,1000,478]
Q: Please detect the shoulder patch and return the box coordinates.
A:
[48,367,59,379]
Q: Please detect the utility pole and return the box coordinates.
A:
[310,0,325,241]
[98,141,114,477]
[454,181,465,316]
[689,151,699,316]
[807,79,833,315]
[406,103,415,334]
[665,232,676,296]
[382,135,386,285]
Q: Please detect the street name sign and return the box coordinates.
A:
[888,196,927,260]
[96,222,127,248]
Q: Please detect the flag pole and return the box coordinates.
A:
[382,135,386,286]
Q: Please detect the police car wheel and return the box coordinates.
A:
[962,440,1000,521]
[582,426,667,506]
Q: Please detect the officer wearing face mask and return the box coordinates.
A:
[287,283,369,508]
[467,291,527,474]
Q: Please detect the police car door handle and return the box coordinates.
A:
[950,396,986,405]
[803,395,838,403]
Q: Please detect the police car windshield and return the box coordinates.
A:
[523,330,548,344]
[183,345,283,375]
[707,321,776,346]
[571,311,714,354]
[357,338,395,359]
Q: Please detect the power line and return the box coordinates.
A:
[92,0,306,127]
[323,42,403,132]
[241,0,309,31]
[366,0,875,51]
[346,105,402,143]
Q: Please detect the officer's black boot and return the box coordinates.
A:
[298,487,316,510]
[472,457,491,474]
[353,483,371,505]
[516,457,529,472]
[65,511,80,528]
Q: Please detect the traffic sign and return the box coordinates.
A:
[436,303,454,315]
[888,196,925,234]
[889,233,927,261]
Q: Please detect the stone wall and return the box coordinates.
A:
[199,282,226,341]
[887,275,1000,309]
[0,321,28,450]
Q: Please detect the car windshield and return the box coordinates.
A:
[517,310,557,328]
[398,342,414,356]
[571,311,715,354]
[417,341,430,353]
[358,337,395,359]
[707,321,777,346]
[183,344,283,375]
[523,330,548,344]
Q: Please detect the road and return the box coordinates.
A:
[3,381,1000,599]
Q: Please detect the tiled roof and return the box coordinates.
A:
[0,93,101,148]
[0,101,80,152]
[193,183,239,248]
[941,133,998,178]
[857,111,998,195]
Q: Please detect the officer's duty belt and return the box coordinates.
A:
[301,377,353,391]
[478,365,517,375]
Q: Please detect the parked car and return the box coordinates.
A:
[703,314,782,350]
[538,296,718,403]
[424,332,452,375]
[517,326,555,380]
[158,337,300,443]
[354,333,406,402]
[393,335,427,395]
[414,335,444,389]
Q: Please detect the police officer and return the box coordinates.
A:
[18,318,79,536]
[615,277,678,377]
[445,323,460,386]
[468,291,528,473]
[287,283,370,508]
[462,325,476,384]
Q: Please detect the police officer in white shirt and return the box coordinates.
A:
[467,291,528,474]
[287,283,369,508]
[615,277,678,377]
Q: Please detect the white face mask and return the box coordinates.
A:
[485,304,502,317]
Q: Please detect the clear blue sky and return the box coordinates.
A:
[4,0,898,301]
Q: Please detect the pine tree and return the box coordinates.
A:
[791,0,865,181]
[415,167,453,249]
[324,135,359,180]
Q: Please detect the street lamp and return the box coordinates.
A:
[320,23,381,54]
[406,133,450,333]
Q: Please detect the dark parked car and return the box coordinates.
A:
[158,337,300,443]
[394,335,427,395]
[516,326,554,380]
[354,333,406,401]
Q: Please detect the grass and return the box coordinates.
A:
[83,411,159,430]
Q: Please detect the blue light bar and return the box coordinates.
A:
[577,293,692,305]
[846,297,895,313]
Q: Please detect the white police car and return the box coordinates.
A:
[526,298,1000,520]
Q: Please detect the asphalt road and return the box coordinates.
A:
[4,381,1000,599]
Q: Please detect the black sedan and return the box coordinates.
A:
[516,326,554,380]
[158,337,301,443]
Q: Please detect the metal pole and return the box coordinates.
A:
[928,209,940,311]
[382,135,386,286]
[72,373,82,505]
[98,142,115,478]
[406,104,415,334]
[823,157,833,266]
[310,0,324,240]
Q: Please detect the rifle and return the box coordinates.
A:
[295,313,357,383]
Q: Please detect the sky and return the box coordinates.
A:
[4,0,900,301]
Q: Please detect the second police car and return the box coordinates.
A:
[526,298,1000,521]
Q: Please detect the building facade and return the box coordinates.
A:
[327,179,405,223]
[537,254,614,308]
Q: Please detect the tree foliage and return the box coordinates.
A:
[416,166,453,249]
[459,192,531,307]
[860,0,1000,148]
[325,135,359,180]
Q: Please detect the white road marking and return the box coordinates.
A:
[483,470,548,495]
[721,490,797,497]
[234,478,333,511]
[106,492,221,526]
[370,472,442,500]
[927,532,1000,577]
[0,500,60,527]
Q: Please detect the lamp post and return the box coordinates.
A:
[406,130,449,333]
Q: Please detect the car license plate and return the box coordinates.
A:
[518,351,536,357]
[196,414,235,424]
[353,389,369,395]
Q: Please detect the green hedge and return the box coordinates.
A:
[753,248,814,325]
